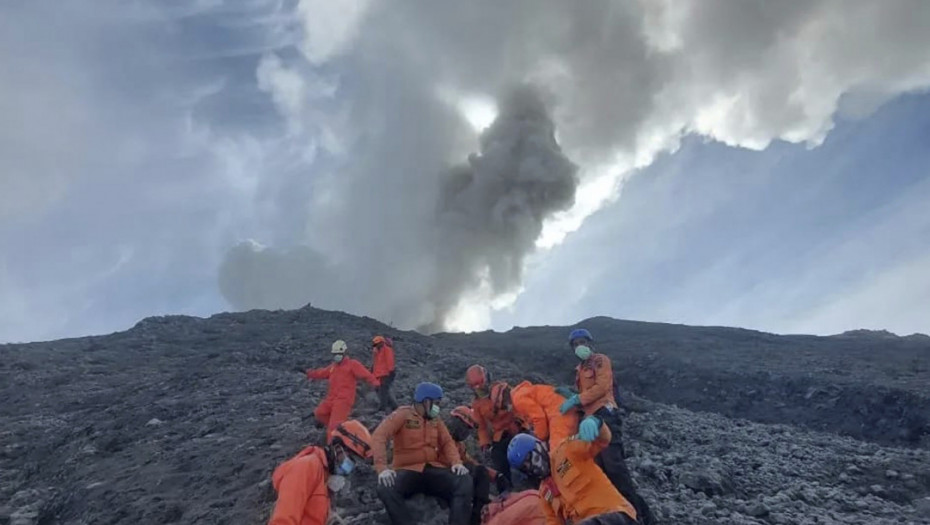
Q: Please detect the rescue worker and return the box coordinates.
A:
[447,406,496,525]
[268,419,373,525]
[371,335,398,412]
[558,329,654,525]
[306,339,380,441]
[509,380,580,450]
[507,418,638,525]
[373,382,473,525]
[466,365,520,489]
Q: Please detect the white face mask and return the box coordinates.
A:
[333,354,344,363]
[574,345,592,361]
[327,474,347,492]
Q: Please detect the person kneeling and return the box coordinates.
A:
[507,415,639,525]
[268,419,373,525]
[373,382,473,525]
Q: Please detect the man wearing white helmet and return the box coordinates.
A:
[306,339,380,441]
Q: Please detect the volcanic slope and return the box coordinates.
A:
[1,306,929,524]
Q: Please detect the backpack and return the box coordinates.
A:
[481,490,547,525]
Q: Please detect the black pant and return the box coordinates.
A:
[376,466,473,525]
[594,407,654,525]
[467,464,491,525]
[377,371,398,411]
[578,512,639,525]
[490,433,514,490]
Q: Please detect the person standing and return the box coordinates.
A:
[559,328,654,525]
[371,335,398,412]
[306,339,380,441]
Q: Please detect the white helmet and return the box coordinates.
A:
[331,340,348,354]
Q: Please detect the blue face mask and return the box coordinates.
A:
[335,457,354,475]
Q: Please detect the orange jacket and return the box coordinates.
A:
[372,344,396,378]
[372,406,461,473]
[537,425,636,524]
[510,381,579,449]
[575,353,616,416]
[473,382,521,448]
[269,446,330,525]
[307,357,379,404]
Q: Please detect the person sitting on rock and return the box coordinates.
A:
[446,405,504,524]
[509,380,581,451]
[507,421,638,525]
[267,419,373,525]
[306,339,380,442]
[371,335,398,412]
[372,382,473,525]
[466,365,521,489]
[558,329,653,525]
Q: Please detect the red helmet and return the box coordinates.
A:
[372,335,386,347]
[465,365,489,390]
[490,382,511,412]
[331,420,372,459]
[450,405,478,429]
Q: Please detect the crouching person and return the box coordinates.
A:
[506,415,638,525]
[373,382,473,525]
[447,405,501,524]
[268,419,372,525]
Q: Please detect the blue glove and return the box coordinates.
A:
[578,416,601,442]
[559,394,581,414]
[554,386,576,399]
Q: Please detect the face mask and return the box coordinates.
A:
[333,354,344,363]
[428,403,441,420]
[335,457,354,475]
[574,345,592,361]
[327,474,347,492]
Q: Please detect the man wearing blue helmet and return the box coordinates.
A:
[559,328,654,525]
[372,382,473,525]
[507,429,637,524]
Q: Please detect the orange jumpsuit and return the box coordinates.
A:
[510,381,580,449]
[372,344,395,379]
[575,353,617,416]
[537,426,637,524]
[371,406,461,473]
[268,446,330,525]
[308,358,379,439]
[472,382,521,448]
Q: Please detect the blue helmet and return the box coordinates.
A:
[414,382,443,403]
[507,433,540,468]
[568,328,593,344]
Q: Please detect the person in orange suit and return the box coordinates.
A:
[371,335,397,412]
[306,339,380,441]
[268,419,373,525]
[558,328,653,525]
[507,419,638,525]
[372,382,473,525]
[509,381,580,450]
[466,365,521,490]
[447,405,502,525]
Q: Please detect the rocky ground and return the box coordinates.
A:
[1,306,929,524]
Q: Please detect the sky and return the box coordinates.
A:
[1,0,929,343]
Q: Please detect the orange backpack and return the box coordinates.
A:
[481,490,547,525]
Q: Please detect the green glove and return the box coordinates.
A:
[559,394,581,414]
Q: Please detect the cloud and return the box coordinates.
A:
[215,0,930,332]
[4,0,930,341]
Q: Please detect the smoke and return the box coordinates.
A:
[220,86,577,331]
[217,0,930,332]
[427,86,578,331]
